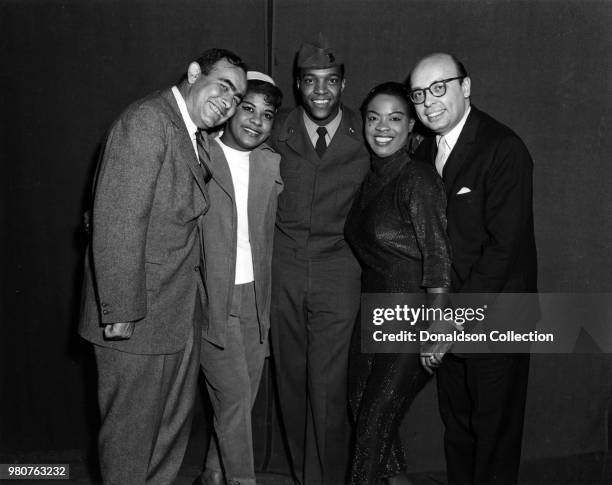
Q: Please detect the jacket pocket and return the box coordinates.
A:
[145,261,163,292]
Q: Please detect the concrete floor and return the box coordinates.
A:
[1,450,610,484]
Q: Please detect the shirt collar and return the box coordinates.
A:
[171,86,198,138]
[437,105,471,151]
[302,107,343,141]
[215,135,252,157]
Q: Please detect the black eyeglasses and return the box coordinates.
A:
[409,76,465,104]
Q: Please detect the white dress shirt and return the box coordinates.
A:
[171,86,199,157]
[435,105,472,173]
[303,108,343,149]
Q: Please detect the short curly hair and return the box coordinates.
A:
[246,80,283,110]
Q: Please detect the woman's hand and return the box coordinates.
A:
[420,350,446,375]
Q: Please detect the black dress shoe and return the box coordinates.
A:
[195,468,224,485]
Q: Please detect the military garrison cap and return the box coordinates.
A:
[296,33,342,69]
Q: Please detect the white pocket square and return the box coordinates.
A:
[456,187,472,195]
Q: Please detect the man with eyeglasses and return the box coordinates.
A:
[409,53,538,485]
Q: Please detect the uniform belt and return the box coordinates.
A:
[274,242,351,261]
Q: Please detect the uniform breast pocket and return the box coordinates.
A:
[277,172,303,213]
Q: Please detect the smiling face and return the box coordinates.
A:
[221,92,276,151]
[410,54,471,135]
[364,93,415,158]
[297,66,345,125]
[184,58,247,129]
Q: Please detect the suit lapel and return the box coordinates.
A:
[443,108,479,197]
[414,135,437,167]
[208,139,235,199]
[161,89,208,195]
[248,147,277,241]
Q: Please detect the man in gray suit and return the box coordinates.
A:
[79,48,247,485]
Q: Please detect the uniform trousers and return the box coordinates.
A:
[271,249,361,485]
[94,319,200,485]
[437,354,530,485]
[200,282,266,485]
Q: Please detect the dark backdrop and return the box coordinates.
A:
[1,0,611,468]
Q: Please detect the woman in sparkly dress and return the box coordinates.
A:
[345,82,451,485]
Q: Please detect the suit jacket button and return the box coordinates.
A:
[101,302,108,308]
[102,309,110,315]
[194,265,200,272]
[349,127,355,135]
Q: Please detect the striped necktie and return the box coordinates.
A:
[195,130,213,183]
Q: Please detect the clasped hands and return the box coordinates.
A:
[420,319,463,375]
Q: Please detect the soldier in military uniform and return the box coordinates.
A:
[269,35,370,485]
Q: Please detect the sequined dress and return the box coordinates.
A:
[345,147,451,484]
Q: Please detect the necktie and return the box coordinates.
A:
[435,136,449,177]
[315,126,328,158]
[195,130,213,183]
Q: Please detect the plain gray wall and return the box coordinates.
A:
[2,0,610,471]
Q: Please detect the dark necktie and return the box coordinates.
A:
[315,126,328,158]
[195,130,213,184]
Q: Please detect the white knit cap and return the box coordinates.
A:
[246,70,276,86]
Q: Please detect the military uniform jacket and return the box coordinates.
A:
[270,105,370,260]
